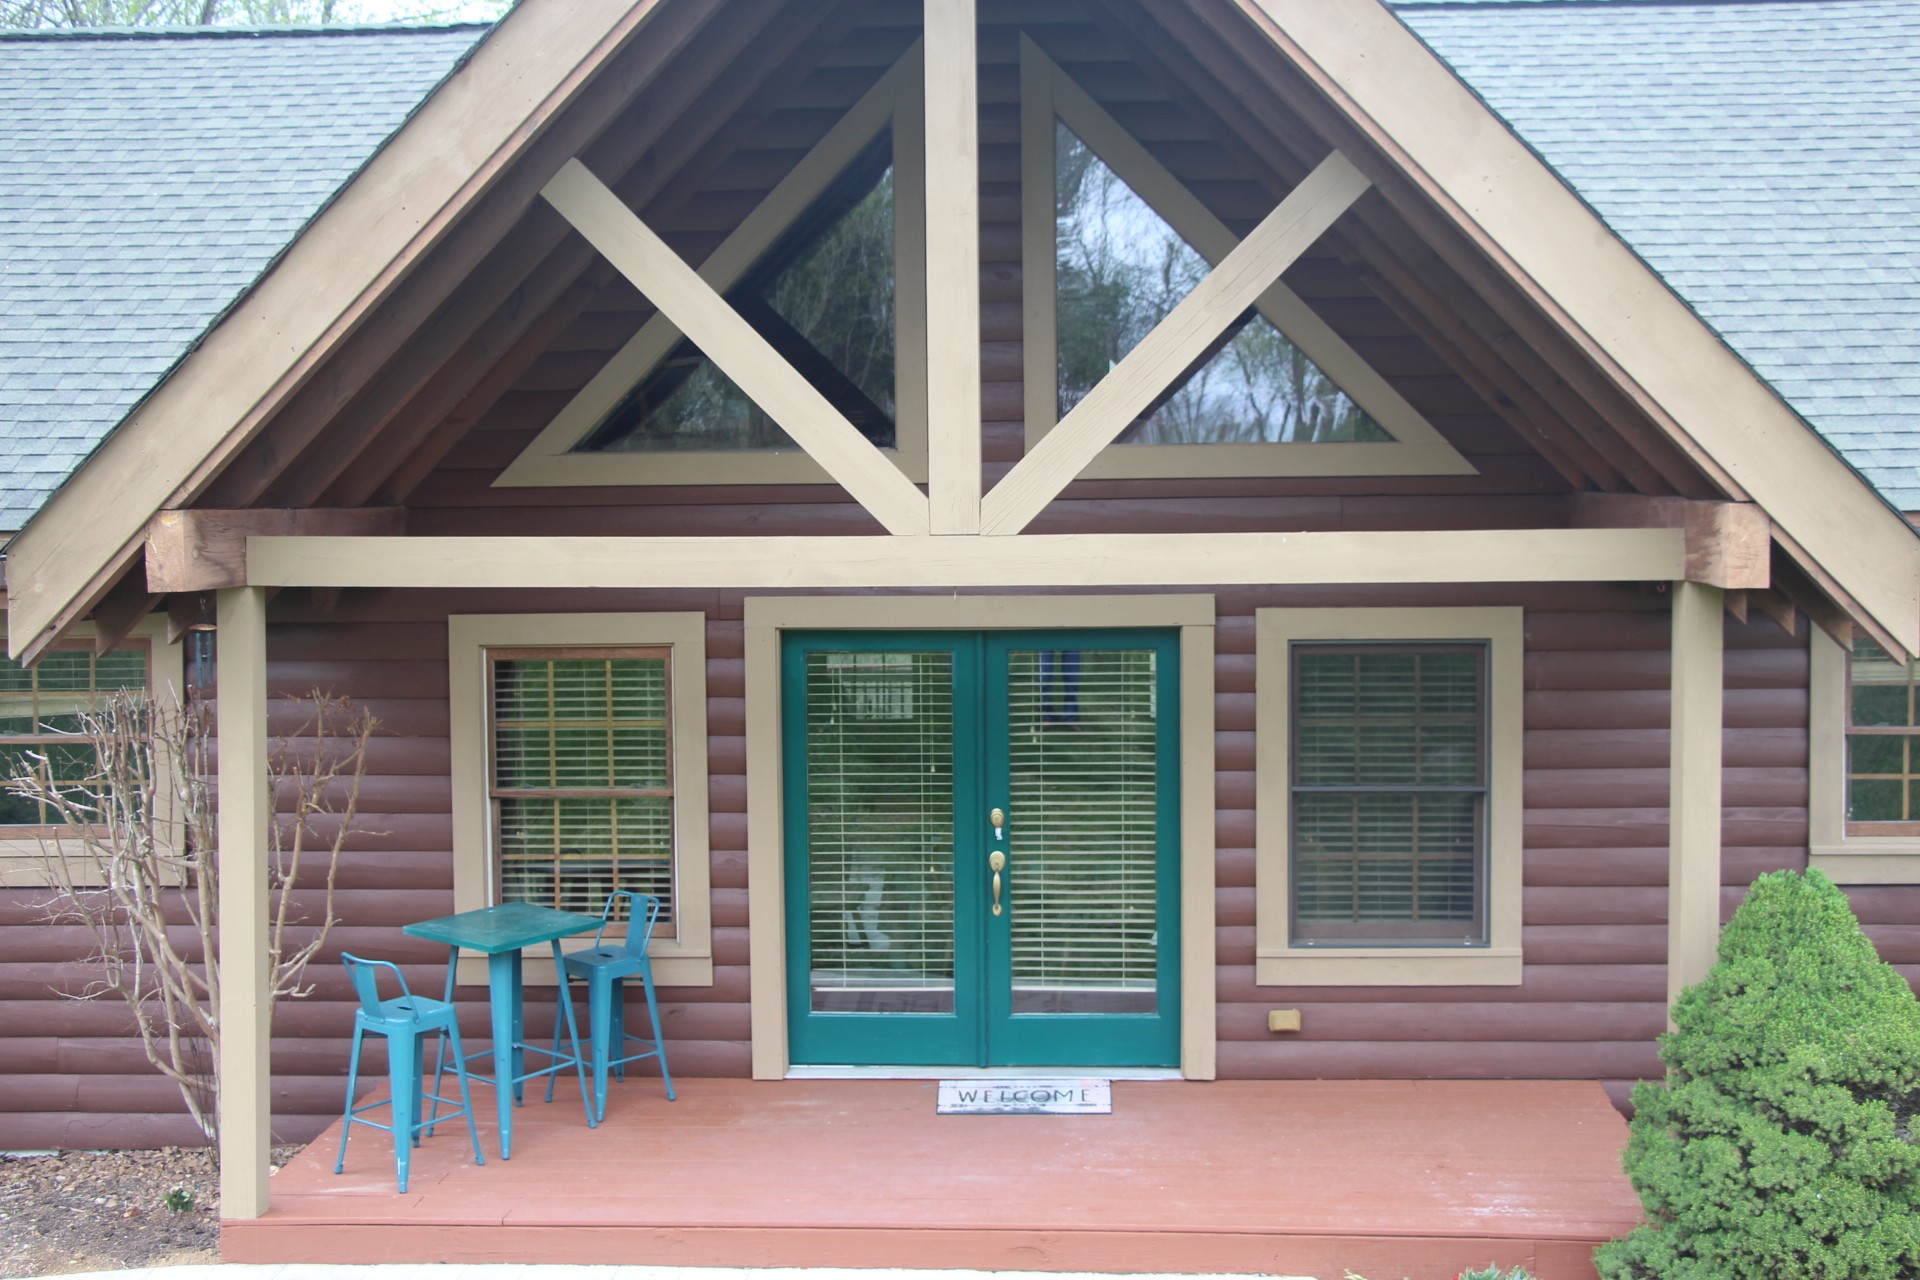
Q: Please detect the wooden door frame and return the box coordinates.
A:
[745,593,1217,1080]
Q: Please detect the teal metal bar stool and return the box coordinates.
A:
[335,953,484,1192]
[546,891,676,1121]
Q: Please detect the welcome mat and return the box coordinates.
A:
[936,1077,1112,1115]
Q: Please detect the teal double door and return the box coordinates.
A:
[783,629,1180,1068]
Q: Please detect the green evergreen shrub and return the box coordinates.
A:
[1596,869,1920,1279]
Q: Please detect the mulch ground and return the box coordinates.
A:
[0,1145,300,1278]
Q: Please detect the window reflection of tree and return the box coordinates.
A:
[1052,122,1390,447]
[583,134,897,454]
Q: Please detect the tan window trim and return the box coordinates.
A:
[0,615,186,888]
[1254,607,1522,985]
[1018,37,1475,484]
[449,612,713,986]
[495,45,928,491]
[1809,627,1920,883]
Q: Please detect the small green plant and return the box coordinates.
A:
[1456,1268,1534,1280]
[162,1186,194,1213]
[1597,868,1920,1278]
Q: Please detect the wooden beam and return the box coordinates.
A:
[540,159,931,536]
[1668,580,1724,1013]
[924,0,982,534]
[241,527,1684,590]
[145,509,407,594]
[981,150,1371,535]
[216,586,270,1219]
[1568,493,1769,590]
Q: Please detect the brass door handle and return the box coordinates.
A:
[989,850,1006,915]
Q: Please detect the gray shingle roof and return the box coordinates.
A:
[0,25,486,531]
[1392,0,1920,509]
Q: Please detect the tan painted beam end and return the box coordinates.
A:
[1569,493,1769,590]
[146,508,407,594]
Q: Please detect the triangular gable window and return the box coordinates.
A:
[581,136,898,455]
[496,50,926,490]
[1023,39,1473,481]
[1055,121,1391,448]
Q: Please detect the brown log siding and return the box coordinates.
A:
[0,584,1821,1145]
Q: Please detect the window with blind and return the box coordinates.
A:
[1289,643,1487,945]
[1845,636,1920,834]
[1254,606,1522,985]
[489,648,676,929]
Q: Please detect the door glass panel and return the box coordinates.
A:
[804,650,955,1013]
[1004,648,1159,1015]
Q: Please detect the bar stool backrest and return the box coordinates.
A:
[595,891,662,958]
[341,952,414,1016]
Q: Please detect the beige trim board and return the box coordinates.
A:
[0,615,186,887]
[923,1,981,533]
[1808,626,1920,884]
[499,48,931,492]
[215,587,271,1218]
[1233,0,1920,653]
[6,0,685,662]
[743,593,1217,1080]
[1017,37,1475,485]
[245,527,1685,590]
[1668,580,1724,1011]
[447,612,713,987]
[1253,606,1525,986]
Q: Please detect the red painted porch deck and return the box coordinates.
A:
[227,1078,1641,1279]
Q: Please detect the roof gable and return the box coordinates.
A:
[1394,0,1920,508]
[0,25,484,530]
[3,0,1916,657]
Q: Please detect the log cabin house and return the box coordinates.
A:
[2,0,1918,1269]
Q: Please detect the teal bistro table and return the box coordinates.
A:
[404,902,601,1158]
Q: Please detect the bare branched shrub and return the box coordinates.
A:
[12,688,377,1149]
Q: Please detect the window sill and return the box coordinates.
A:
[1256,947,1522,987]
[1810,843,1920,885]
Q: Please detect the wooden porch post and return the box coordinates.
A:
[217,586,271,1219]
[1668,579,1725,1014]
